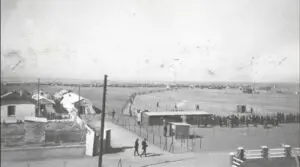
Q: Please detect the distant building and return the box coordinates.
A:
[32,96,56,117]
[53,89,69,101]
[31,90,52,101]
[1,90,35,123]
[60,92,95,115]
[74,99,95,115]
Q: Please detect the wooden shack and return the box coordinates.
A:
[169,122,191,139]
[141,111,212,126]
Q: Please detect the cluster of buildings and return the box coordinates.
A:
[0,89,96,123]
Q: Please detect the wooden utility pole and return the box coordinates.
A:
[78,85,81,116]
[98,75,108,167]
[37,78,40,117]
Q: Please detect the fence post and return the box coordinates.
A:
[199,138,202,149]
[261,146,269,159]
[153,133,155,144]
[192,137,194,152]
[4,124,6,145]
[187,138,189,152]
[140,125,141,136]
[147,126,148,139]
[159,124,161,136]
[171,136,174,153]
[229,152,235,166]
[166,137,168,151]
[237,147,245,160]
[284,145,291,158]
[160,136,162,148]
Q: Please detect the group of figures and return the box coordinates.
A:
[134,138,148,157]
[212,112,300,128]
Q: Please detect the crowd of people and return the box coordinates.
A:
[207,112,300,128]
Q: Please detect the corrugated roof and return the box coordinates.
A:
[1,91,34,105]
[32,95,55,104]
[144,111,211,116]
[1,100,34,105]
[38,98,55,105]
[1,91,14,98]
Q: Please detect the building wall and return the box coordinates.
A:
[174,125,190,139]
[1,104,35,122]
[45,104,56,113]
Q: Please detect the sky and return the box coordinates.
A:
[1,0,299,82]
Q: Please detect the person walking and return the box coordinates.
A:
[134,138,140,156]
[140,138,148,157]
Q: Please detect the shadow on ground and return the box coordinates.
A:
[145,153,163,157]
[105,146,133,154]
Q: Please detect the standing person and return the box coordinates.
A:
[140,138,148,157]
[219,117,223,127]
[264,119,268,129]
[112,109,116,120]
[246,116,249,127]
[196,104,200,110]
[163,124,168,137]
[137,110,141,126]
[134,138,140,156]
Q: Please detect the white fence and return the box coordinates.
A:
[230,145,300,167]
[24,116,48,123]
[293,148,300,155]
[48,119,73,123]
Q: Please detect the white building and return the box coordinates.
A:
[1,90,35,123]
[60,92,95,116]
[53,89,69,101]
[31,90,52,101]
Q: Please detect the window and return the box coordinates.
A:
[7,106,16,117]
[40,104,46,110]
[80,106,85,115]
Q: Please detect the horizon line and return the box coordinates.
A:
[1,76,299,84]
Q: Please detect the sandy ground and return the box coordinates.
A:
[132,88,299,115]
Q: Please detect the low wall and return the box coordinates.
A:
[45,130,85,143]
[1,145,85,162]
[24,121,46,144]
[241,157,297,167]
[48,119,73,123]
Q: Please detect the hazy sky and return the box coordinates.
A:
[1,0,299,82]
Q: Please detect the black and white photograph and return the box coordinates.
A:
[1,0,299,166]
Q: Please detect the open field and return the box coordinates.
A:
[132,88,300,115]
[114,87,300,153]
